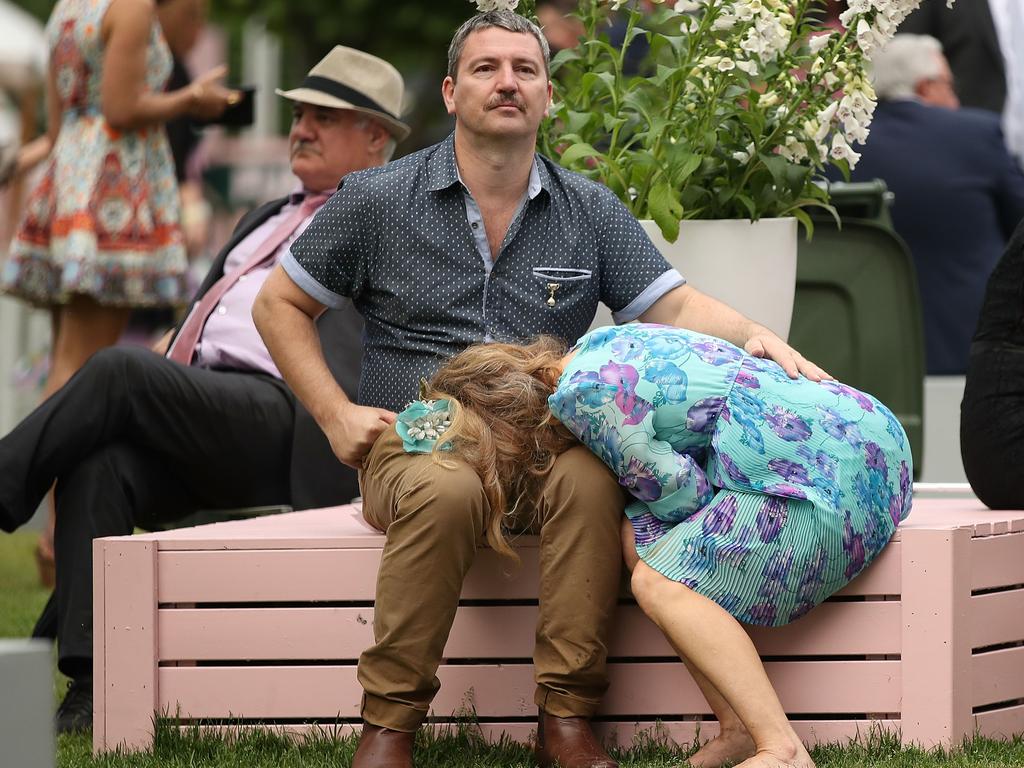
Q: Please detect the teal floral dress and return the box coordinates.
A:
[549,324,912,626]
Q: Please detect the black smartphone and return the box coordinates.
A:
[195,85,255,128]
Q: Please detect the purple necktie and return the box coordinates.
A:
[167,192,330,365]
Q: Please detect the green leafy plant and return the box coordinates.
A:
[516,0,952,241]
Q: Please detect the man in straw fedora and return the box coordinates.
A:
[0,45,408,735]
[255,10,825,768]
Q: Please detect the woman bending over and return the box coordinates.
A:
[395,323,912,768]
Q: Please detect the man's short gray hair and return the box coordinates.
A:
[869,34,946,101]
[447,10,551,80]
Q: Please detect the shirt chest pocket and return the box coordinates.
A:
[531,267,595,308]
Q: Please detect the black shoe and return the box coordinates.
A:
[56,676,93,734]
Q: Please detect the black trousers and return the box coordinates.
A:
[0,347,295,673]
[961,347,1024,509]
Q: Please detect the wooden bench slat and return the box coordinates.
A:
[975,703,1024,741]
[971,589,1024,650]
[158,547,901,606]
[971,533,1024,592]
[157,549,551,603]
[834,544,900,596]
[158,601,903,662]
[158,661,901,720]
[973,646,1024,708]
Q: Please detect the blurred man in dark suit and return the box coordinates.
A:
[844,34,1024,374]
[900,0,1005,113]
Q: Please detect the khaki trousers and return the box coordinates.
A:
[357,427,624,731]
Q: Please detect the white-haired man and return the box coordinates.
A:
[844,33,1024,375]
[0,45,407,734]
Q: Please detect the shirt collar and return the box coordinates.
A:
[426,132,547,200]
[289,184,336,205]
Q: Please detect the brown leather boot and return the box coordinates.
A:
[351,723,415,768]
[535,709,618,768]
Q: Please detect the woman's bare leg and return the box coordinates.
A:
[622,520,813,768]
[35,296,130,585]
[621,520,753,766]
[684,662,756,767]
[45,295,131,397]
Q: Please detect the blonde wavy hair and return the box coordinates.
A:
[426,336,578,560]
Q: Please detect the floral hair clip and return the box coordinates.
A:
[396,378,453,454]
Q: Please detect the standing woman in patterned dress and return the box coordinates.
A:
[0,0,236,578]
[397,325,913,768]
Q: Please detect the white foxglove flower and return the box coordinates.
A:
[855,18,875,54]
[779,134,809,162]
[844,121,870,144]
[732,142,755,163]
[816,101,839,127]
[809,32,832,55]
[830,133,861,167]
[713,14,738,31]
[674,0,702,11]
[735,59,758,76]
[718,58,736,72]
[473,0,520,10]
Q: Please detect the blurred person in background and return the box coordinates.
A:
[536,0,584,54]
[0,45,406,734]
[124,0,217,347]
[902,0,1024,168]
[0,0,237,585]
[843,34,1024,375]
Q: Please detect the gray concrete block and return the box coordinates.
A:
[0,639,55,768]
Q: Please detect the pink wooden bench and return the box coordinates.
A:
[92,489,1024,754]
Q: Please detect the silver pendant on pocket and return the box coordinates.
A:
[546,282,560,307]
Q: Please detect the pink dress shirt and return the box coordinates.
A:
[193,191,328,377]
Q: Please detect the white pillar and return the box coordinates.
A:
[242,18,282,138]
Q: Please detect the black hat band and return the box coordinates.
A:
[301,75,398,120]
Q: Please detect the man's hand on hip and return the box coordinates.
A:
[328,401,397,470]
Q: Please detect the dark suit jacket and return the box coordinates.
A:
[168,197,363,507]
[844,100,1024,374]
[900,0,1005,113]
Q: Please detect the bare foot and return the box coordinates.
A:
[732,737,814,768]
[685,727,756,767]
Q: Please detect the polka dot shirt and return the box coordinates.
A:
[283,133,685,412]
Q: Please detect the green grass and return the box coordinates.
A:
[4,531,1024,766]
[0,531,53,638]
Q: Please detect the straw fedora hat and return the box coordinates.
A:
[276,46,410,141]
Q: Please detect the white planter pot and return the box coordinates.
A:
[591,217,798,341]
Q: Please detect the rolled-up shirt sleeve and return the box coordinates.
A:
[283,175,372,308]
[589,185,686,322]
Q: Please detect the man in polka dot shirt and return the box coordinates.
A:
[254,11,827,768]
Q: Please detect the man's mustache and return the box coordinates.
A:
[487,94,525,111]
[292,140,321,155]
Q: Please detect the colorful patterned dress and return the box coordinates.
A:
[2,0,187,308]
[549,324,913,626]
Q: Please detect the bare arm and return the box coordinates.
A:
[253,265,396,470]
[1,65,61,186]
[100,0,235,131]
[640,284,830,381]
